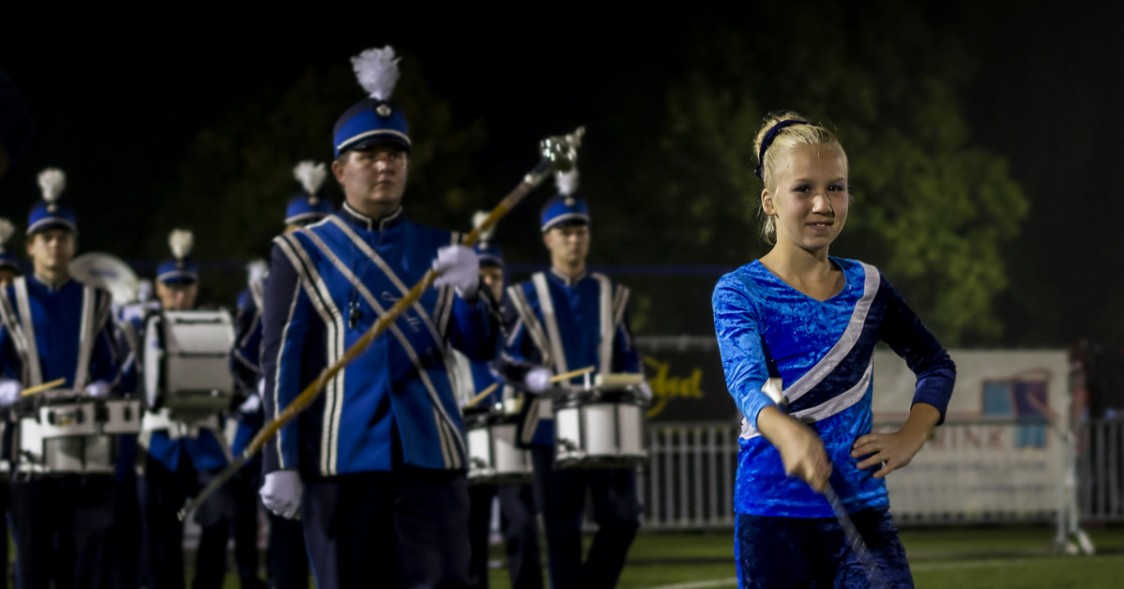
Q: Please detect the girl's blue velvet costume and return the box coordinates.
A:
[712,257,956,517]
[714,257,955,588]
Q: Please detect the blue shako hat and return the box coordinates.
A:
[156,229,199,285]
[28,168,77,234]
[0,218,21,275]
[471,210,504,268]
[285,161,334,226]
[540,169,590,232]
[333,46,411,157]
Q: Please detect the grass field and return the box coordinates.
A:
[479,524,1124,589]
[208,524,1124,587]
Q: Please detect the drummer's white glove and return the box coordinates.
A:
[261,470,303,519]
[239,394,262,414]
[638,381,654,402]
[84,380,111,399]
[432,245,479,301]
[523,366,553,394]
[0,378,21,407]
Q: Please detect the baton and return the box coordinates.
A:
[179,127,586,521]
[762,376,885,588]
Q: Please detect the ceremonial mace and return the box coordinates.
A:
[179,127,586,520]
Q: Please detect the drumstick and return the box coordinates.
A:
[179,128,585,521]
[20,378,67,398]
[464,383,501,409]
[550,366,594,384]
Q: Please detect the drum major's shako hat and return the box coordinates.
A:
[0,218,21,275]
[333,46,411,157]
[156,229,198,285]
[471,210,504,268]
[27,168,77,234]
[540,169,590,232]
[285,161,334,226]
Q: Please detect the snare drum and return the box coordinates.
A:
[144,309,235,417]
[15,390,132,475]
[465,408,532,484]
[554,388,647,469]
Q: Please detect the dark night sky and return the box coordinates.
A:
[1,3,1122,345]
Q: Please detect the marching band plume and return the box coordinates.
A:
[351,46,401,101]
[293,161,327,196]
[37,168,67,202]
[168,229,194,260]
[472,210,496,243]
[555,169,579,196]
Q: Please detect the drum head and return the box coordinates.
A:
[142,314,164,409]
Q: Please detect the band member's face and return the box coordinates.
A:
[479,265,504,300]
[761,144,849,254]
[156,281,198,311]
[542,224,590,268]
[26,228,76,272]
[0,267,16,287]
[332,146,409,214]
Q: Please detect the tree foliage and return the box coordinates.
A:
[598,1,1028,344]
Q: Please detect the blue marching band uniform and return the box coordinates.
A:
[134,231,235,589]
[502,187,645,589]
[0,170,122,588]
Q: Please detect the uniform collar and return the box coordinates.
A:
[549,267,588,286]
[339,202,405,232]
[29,273,76,292]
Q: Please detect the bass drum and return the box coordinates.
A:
[143,309,236,416]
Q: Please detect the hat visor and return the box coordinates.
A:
[346,133,411,154]
[156,272,198,286]
[27,219,76,235]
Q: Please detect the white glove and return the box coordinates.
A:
[638,381,654,402]
[432,245,480,300]
[239,394,262,414]
[0,379,21,407]
[260,470,303,520]
[523,367,553,394]
[84,380,110,399]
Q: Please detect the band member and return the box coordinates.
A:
[228,162,332,589]
[712,111,956,587]
[502,170,646,589]
[258,46,498,588]
[457,213,544,589]
[137,229,233,589]
[0,168,121,588]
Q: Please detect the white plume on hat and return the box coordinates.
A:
[37,168,66,203]
[168,229,194,260]
[472,210,496,243]
[0,218,14,250]
[555,169,579,196]
[246,259,268,287]
[293,161,327,195]
[351,46,401,101]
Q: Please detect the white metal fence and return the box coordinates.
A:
[638,419,1121,531]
